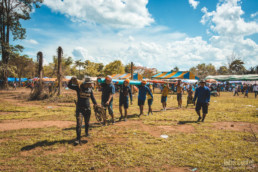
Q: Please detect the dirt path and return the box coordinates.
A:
[116,120,195,138]
[0,120,75,131]
[210,122,258,133]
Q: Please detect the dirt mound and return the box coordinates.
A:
[0,120,75,131]
[211,122,258,133]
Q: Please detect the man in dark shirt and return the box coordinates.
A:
[101,76,116,124]
[119,79,133,122]
[68,77,97,145]
[138,80,153,117]
[193,80,211,122]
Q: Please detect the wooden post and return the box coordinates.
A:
[57,47,63,96]
[37,52,43,88]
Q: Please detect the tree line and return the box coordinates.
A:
[1,0,257,90]
[0,0,43,89]
[189,54,258,79]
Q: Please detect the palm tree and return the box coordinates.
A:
[75,60,84,78]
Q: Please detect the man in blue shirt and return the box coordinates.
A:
[138,80,153,117]
[101,76,116,124]
[193,79,211,122]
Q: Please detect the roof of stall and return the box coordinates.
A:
[205,74,258,81]
[110,73,143,80]
[151,71,199,80]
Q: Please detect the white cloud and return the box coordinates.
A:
[25,39,38,45]
[199,0,258,68]
[251,12,258,18]
[188,0,200,10]
[201,0,258,37]
[21,0,258,72]
[72,47,88,61]
[44,0,154,28]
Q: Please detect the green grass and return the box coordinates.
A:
[0,91,257,171]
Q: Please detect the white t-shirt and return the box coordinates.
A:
[253,85,258,92]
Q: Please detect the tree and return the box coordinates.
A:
[75,59,85,78]
[246,66,258,74]
[196,63,208,79]
[124,63,131,73]
[133,66,158,79]
[43,56,74,77]
[9,53,34,86]
[229,59,246,74]
[0,60,16,79]
[0,0,42,89]
[190,63,216,79]
[103,60,125,76]
[84,60,104,77]
[206,64,216,75]
[217,66,228,75]
[227,52,246,74]
[172,66,179,72]
[189,67,197,76]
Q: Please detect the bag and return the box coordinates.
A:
[94,105,107,125]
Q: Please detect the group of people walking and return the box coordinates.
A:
[68,76,211,145]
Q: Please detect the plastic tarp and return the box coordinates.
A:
[151,71,199,80]
[110,73,143,80]
[97,78,151,86]
[205,74,258,81]
[8,78,28,82]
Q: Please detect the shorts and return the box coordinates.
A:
[161,96,167,103]
[119,96,129,109]
[101,100,113,115]
[138,99,145,106]
[177,93,182,101]
[195,102,208,114]
[148,99,153,106]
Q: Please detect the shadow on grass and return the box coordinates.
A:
[63,122,103,131]
[126,114,139,119]
[21,139,88,151]
[0,110,29,113]
[178,121,199,124]
[152,107,180,112]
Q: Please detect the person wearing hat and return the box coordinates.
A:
[138,80,153,117]
[193,79,210,122]
[68,77,97,145]
[101,76,116,124]
[161,84,169,111]
[118,79,133,121]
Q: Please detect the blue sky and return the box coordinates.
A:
[14,0,258,71]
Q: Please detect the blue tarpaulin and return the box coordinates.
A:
[8,78,28,82]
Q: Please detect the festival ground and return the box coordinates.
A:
[0,88,257,171]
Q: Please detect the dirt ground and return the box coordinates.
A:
[0,88,258,137]
[1,88,257,134]
[1,88,257,171]
[0,120,75,131]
